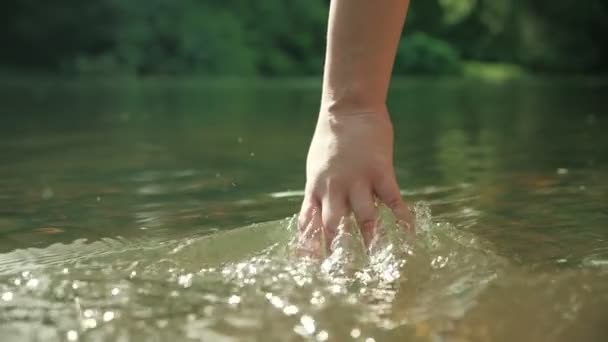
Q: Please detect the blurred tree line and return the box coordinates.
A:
[1,0,606,76]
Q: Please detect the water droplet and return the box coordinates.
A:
[557,168,568,175]
[82,318,97,329]
[83,309,94,318]
[269,295,284,309]
[316,330,329,341]
[350,328,361,338]
[283,305,299,316]
[328,284,343,294]
[237,137,243,143]
[2,292,13,301]
[365,338,376,342]
[103,311,115,322]
[300,315,316,334]
[431,255,449,269]
[228,295,241,305]
[178,273,193,288]
[310,292,326,306]
[26,278,39,288]
[111,288,120,296]
[66,330,78,341]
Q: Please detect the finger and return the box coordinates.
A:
[321,193,349,249]
[374,175,414,233]
[348,183,378,247]
[298,195,320,231]
[296,208,324,258]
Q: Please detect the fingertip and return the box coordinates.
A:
[321,209,337,244]
[360,219,377,247]
[349,185,378,247]
[395,202,415,234]
[374,176,415,233]
[386,198,415,233]
[298,196,320,231]
[298,210,311,232]
[321,196,348,248]
[295,207,325,258]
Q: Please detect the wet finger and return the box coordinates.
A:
[374,174,414,233]
[348,183,378,246]
[298,196,320,231]
[296,207,325,258]
[321,193,349,249]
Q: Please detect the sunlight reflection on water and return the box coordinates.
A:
[1,203,605,341]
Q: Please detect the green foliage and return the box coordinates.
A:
[0,0,606,75]
[515,0,608,72]
[464,62,524,81]
[433,0,608,73]
[75,0,257,75]
[0,0,118,70]
[394,33,462,75]
[222,0,328,76]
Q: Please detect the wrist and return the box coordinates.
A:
[320,84,387,117]
[316,104,393,135]
[318,102,390,122]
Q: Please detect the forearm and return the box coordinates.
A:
[299,0,413,248]
[321,0,410,115]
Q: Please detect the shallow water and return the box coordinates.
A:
[0,77,607,341]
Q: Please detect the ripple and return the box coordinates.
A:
[0,237,136,276]
[0,203,606,341]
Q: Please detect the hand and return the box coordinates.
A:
[298,109,413,250]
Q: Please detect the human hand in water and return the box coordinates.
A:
[298,0,412,251]
[298,109,413,249]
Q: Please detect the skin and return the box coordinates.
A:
[299,0,414,249]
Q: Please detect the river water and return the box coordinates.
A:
[0,77,607,341]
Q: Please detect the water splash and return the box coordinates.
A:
[0,203,606,341]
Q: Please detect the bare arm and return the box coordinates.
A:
[321,0,410,114]
[299,0,413,248]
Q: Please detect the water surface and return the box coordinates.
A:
[1,77,607,341]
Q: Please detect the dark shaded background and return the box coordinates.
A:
[1,0,607,76]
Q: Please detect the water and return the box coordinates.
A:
[0,77,607,341]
